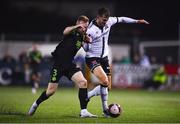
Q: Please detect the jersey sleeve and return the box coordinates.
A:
[117,17,138,23]
[108,16,138,26]
[108,17,119,26]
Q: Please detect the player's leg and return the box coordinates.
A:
[88,85,101,99]
[28,83,58,116]
[92,66,110,116]
[86,57,111,117]
[32,72,41,94]
[107,65,112,90]
[86,58,101,98]
[87,57,111,99]
[87,75,111,117]
[31,72,37,94]
[70,70,97,117]
[37,83,58,105]
[107,75,112,90]
[102,57,112,91]
[87,56,111,96]
[28,66,60,116]
[35,72,41,89]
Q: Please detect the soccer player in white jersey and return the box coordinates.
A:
[84,7,149,117]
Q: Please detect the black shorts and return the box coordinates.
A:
[31,65,40,77]
[85,56,111,75]
[49,59,81,83]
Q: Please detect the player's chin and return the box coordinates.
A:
[101,23,106,27]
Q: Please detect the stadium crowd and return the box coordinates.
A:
[0,46,180,91]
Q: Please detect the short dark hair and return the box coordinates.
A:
[77,15,89,22]
[97,7,110,17]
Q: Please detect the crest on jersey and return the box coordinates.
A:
[92,60,97,65]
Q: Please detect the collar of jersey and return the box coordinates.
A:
[92,19,103,30]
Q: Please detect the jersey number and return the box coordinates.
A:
[51,69,58,82]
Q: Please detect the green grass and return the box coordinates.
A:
[0,86,180,123]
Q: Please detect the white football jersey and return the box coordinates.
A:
[84,17,137,58]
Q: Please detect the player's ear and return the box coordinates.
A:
[96,15,100,19]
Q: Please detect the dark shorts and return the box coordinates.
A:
[85,56,111,75]
[31,65,41,77]
[49,58,81,83]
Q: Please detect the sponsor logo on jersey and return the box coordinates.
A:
[76,40,82,49]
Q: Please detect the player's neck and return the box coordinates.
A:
[95,20,103,29]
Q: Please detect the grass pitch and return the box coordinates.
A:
[0,86,180,123]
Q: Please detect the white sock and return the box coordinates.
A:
[88,85,101,99]
[32,88,37,94]
[100,85,108,111]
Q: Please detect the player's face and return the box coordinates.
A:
[77,21,89,34]
[97,15,109,27]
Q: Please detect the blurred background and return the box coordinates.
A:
[0,0,180,91]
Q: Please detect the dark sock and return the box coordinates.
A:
[78,88,88,109]
[36,90,49,105]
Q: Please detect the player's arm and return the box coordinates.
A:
[118,17,149,24]
[109,17,149,26]
[82,29,94,51]
[63,24,85,35]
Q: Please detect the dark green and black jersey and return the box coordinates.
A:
[51,29,84,68]
[29,50,42,66]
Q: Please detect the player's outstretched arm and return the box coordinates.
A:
[116,17,149,24]
[63,24,85,35]
[118,17,138,23]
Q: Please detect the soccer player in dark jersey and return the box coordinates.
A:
[29,44,42,94]
[28,15,97,118]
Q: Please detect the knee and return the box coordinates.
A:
[101,77,109,87]
[46,87,57,96]
[78,79,87,88]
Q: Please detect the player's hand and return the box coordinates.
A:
[76,23,86,30]
[83,34,92,43]
[137,19,149,24]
